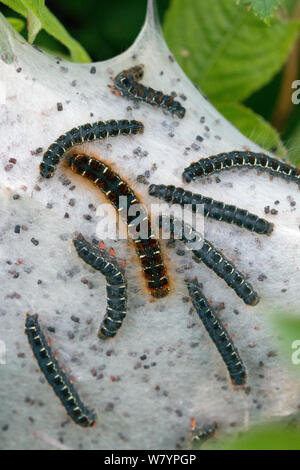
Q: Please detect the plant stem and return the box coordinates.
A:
[272,0,300,132]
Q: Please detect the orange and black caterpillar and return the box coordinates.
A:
[148,184,273,236]
[40,119,144,178]
[73,234,127,339]
[68,154,170,298]
[110,65,186,119]
[25,313,97,427]
[183,151,300,185]
[186,278,247,387]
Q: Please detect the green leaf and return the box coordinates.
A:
[7,16,25,32]
[164,0,300,103]
[203,423,300,450]
[1,0,90,61]
[20,0,90,61]
[218,102,286,156]
[26,5,42,43]
[237,0,284,22]
[286,121,300,165]
[0,0,27,17]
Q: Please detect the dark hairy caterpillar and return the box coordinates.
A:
[186,278,247,386]
[149,184,273,236]
[40,119,144,178]
[183,151,300,184]
[25,313,97,427]
[190,419,218,445]
[73,233,127,339]
[159,216,259,306]
[110,65,186,119]
[68,154,170,298]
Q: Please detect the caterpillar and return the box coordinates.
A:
[40,119,144,179]
[110,65,186,119]
[186,278,247,386]
[190,419,218,445]
[148,184,273,236]
[73,233,127,339]
[182,151,300,184]
[68,154,170,298]
[25,313,97,427]
[159,215,259,306]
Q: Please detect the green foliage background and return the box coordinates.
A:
[0,0,300,450]
[1,0,299,163]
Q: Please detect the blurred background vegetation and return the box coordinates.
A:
[0,0,300,450]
